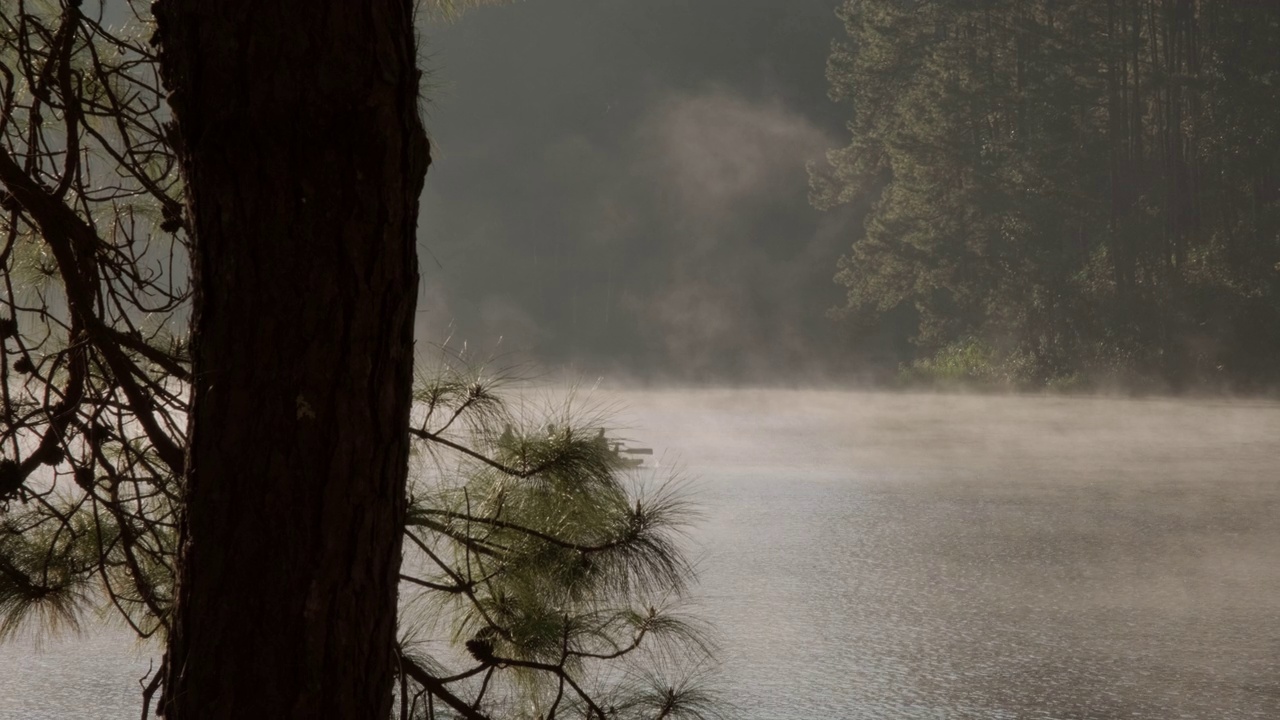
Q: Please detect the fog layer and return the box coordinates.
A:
[416,1,867,381]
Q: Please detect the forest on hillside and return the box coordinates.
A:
[814,0,1280,392]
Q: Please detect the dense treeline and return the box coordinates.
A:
[813,0,1280,391]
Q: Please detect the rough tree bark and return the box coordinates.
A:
[154,2,429,717]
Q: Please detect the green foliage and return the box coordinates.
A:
[400,354,718,719]
[0,503,101,641]
[816,0,1280,391]
[898,338,1004,389]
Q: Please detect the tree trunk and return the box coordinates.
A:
[154,2,429,717]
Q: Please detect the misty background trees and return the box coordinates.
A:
[813,0,1280,391]
[414,0,862,382]
[419,0,1279,391]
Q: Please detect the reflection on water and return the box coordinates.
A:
[5,391,1280,719]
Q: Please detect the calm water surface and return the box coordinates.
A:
[5,390,1279,719]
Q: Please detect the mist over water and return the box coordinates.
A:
[615,390,1280,720]
[6,390,1280,718]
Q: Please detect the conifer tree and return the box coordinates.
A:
[1,2,717,717]
[815,0,1280,390]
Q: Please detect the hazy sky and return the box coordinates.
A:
[417,0,869,382]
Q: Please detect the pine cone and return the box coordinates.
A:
[465,637,495,664]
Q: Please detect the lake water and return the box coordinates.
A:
[5,390,1280,719]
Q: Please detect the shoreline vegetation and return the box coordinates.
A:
[891,336,1276,397]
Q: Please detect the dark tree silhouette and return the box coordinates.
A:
[151,0,428,716]
[1,2,717,719]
